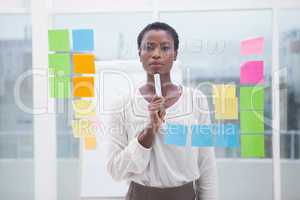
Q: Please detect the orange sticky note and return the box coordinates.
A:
[73,76,94,97]
[73,54,95,74]
[85,137,97,150]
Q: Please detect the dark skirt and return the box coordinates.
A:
[125,181,196,200]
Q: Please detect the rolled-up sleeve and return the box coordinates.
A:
[106,101,152,181]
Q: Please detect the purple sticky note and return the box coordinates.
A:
[240,37,264,56]
[240,61,264,84]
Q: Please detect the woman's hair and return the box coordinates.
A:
[137,22,179,51]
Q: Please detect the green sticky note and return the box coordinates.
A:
[48,53,71,76]
[240,86,264,110]
[240,110,264,133]
[241,135,265,158]
[49,76,71,98]
[48,29,70,52]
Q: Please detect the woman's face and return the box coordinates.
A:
[139,29,177,75]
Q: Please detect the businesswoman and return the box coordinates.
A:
[106,22,218,200]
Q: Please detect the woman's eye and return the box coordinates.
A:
[161,46,170,51]
[144,45,154,51]
[147,46,154,51]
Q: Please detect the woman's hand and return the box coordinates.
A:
[138,95,166,148]
[148,95,166,134]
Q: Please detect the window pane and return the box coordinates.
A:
[56,100,79,159]
[52,12,153,200]
[161,10,273,200]
[279,9,300,200]
[161,10,273,158]
[53,13,153,60]
[0,14,33,199]
[55,99,80,199]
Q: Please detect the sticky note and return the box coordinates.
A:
[214,98,238,120]
[73,54,95,74]
[215,124,239,147]
[164,123,188,146]
[213,84,236,101]
[73,77,94,97]
[240,86,264,110]
[240,37,264,56]
[73,100,96,118]
[48,53,71,76]
[72,119,97,138]
[48,29,70,52]
[240,61,264,84]
[191,125,213,147]
[49,76,71,98]
[213,98,238,119]
[241,135,265,158]
[72,29,94,52]
[213,84,238,120]
[85,137,97,150]
[240,110,264,133]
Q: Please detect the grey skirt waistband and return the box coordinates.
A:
[126,181,196,200]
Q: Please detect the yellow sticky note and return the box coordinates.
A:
[213,84,238,120]
[224,84,236,98]
[215,97,238,120]
[73,100,96,118]
[72,119,96,138]
[213,84,236,102]
[73,54,95,74]
[213,84,224,104]
[73,76,94,97]
[85,137,97,150]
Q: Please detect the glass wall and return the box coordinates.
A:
[160,10,273,158]
[53,13,153,60]
[160,10,273,200]
[279,9,300,200]
[0,14,33,200]
[52,12,153,200]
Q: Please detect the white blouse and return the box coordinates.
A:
[106,86,218,200]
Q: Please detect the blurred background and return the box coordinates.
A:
[0,0,299,200]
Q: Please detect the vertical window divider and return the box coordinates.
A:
[271,3,281,200]
[31,0,57,199]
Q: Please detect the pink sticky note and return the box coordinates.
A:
[240,61,264,84]
[240,37,264,55]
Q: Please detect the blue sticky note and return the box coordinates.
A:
[191,125,213,147]
[164,123,188,146]
[215,124,239,147]
[72,29,94,51]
